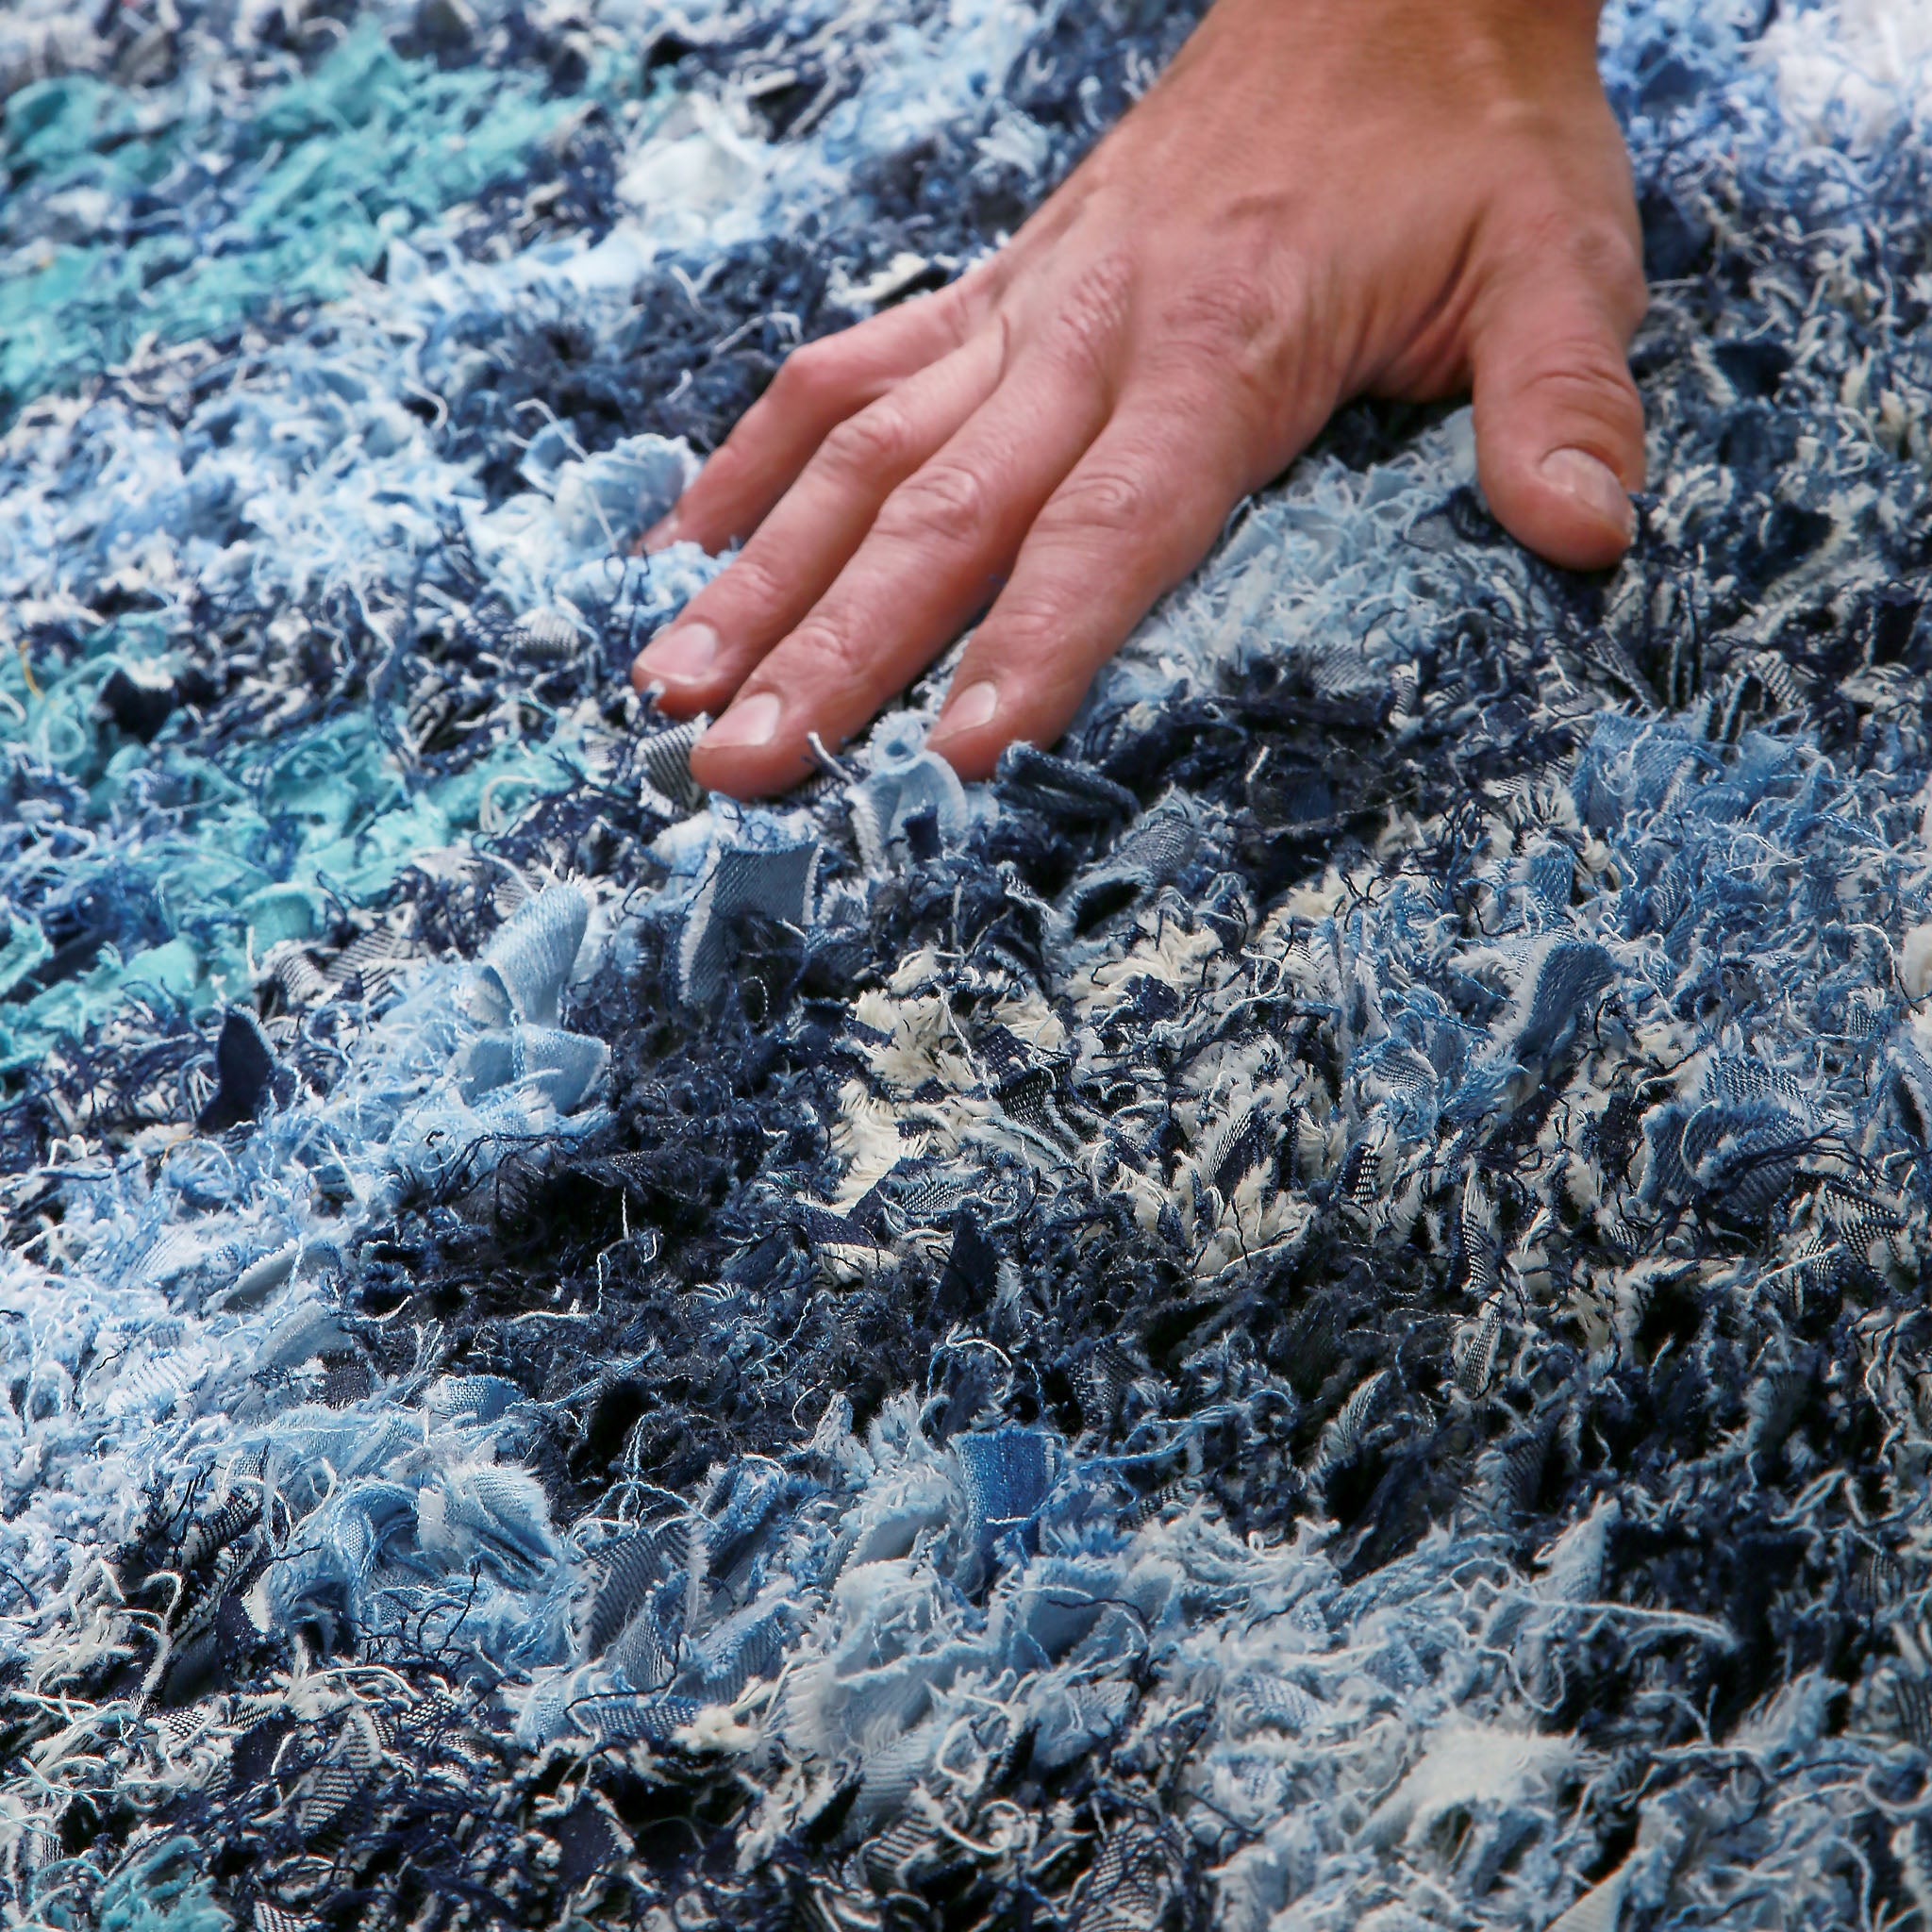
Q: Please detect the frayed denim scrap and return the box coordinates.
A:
[11,0,1932,1927]
[846,712,979,870]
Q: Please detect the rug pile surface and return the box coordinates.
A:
[7,1,1932,1925]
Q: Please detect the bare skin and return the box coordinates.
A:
[630,0,1646,800]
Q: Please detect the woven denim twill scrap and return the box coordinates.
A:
[8,0,1932,1926]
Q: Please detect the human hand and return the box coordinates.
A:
[630,0,1646,800]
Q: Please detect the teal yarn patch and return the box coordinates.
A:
[94,1842,234,1932]
[0,612,591,1071]
[0,22,591,421]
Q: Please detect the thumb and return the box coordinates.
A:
[1471,233,1648,572]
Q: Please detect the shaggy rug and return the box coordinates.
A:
[7,0,1932,1925]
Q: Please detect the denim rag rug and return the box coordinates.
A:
[8,1,1932,1926]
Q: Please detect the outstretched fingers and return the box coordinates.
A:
[686,349,1116,798]
[631,328,1006,714]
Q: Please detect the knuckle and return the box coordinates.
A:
[1162,273,1274,356]
[771,339,846,408]
[706,546,787,620]
[874,458,996,540]
[1038,460,1159,540]
[1155,267,1330,426]
[1508,204,1647,325]
[1570,220,1647,320]
[1526,337,1641,412]
[684,435,750,508]
[1513,355,1645,455]
[818,397,921,482]
[921,275,979,347]
[1040,254,1135,386]
[781,617,871,690]
[979,600,1064,667]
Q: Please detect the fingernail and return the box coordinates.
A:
[642,512,683,554]
[937,679,999,736]
[1540,447,1635,541]
[700,690,781,751]
[636,621,719,683]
